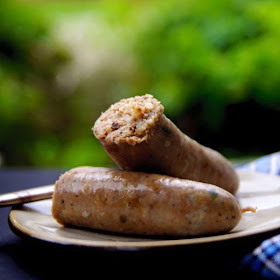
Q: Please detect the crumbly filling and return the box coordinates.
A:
[93,94,164,145]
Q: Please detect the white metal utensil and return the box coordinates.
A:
[0,185,54,207]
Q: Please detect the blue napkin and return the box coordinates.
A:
[236,152,280,175]
[236,152,280,279]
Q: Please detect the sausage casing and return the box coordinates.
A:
[52,167,241,236]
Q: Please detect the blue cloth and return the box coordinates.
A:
[237,152,280,175]
[237,152,280,279]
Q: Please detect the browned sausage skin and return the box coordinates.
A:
[52,167,241,236]
[93,94,239,195]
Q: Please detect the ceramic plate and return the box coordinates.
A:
[9,170,280,250]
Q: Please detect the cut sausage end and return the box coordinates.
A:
[93,94,164,146]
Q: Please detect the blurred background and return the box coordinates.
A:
[1,0,280,168]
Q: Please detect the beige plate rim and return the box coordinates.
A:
[8,170,280,250]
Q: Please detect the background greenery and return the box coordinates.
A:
[1,0,280,167]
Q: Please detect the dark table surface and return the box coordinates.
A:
[0,168,278,279]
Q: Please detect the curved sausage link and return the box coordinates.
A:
[93,94,239,195]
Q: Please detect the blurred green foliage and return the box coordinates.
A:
[0,0,280,167]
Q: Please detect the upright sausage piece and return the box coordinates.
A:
[52,167,241,236]
[93,94,239,195]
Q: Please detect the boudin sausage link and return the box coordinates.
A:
[52,167,241,236]
[93,94,239,195]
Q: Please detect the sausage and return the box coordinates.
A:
[93,94,239,195]
[51,167,241,236]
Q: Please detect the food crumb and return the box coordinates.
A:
[241,206,257,213]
